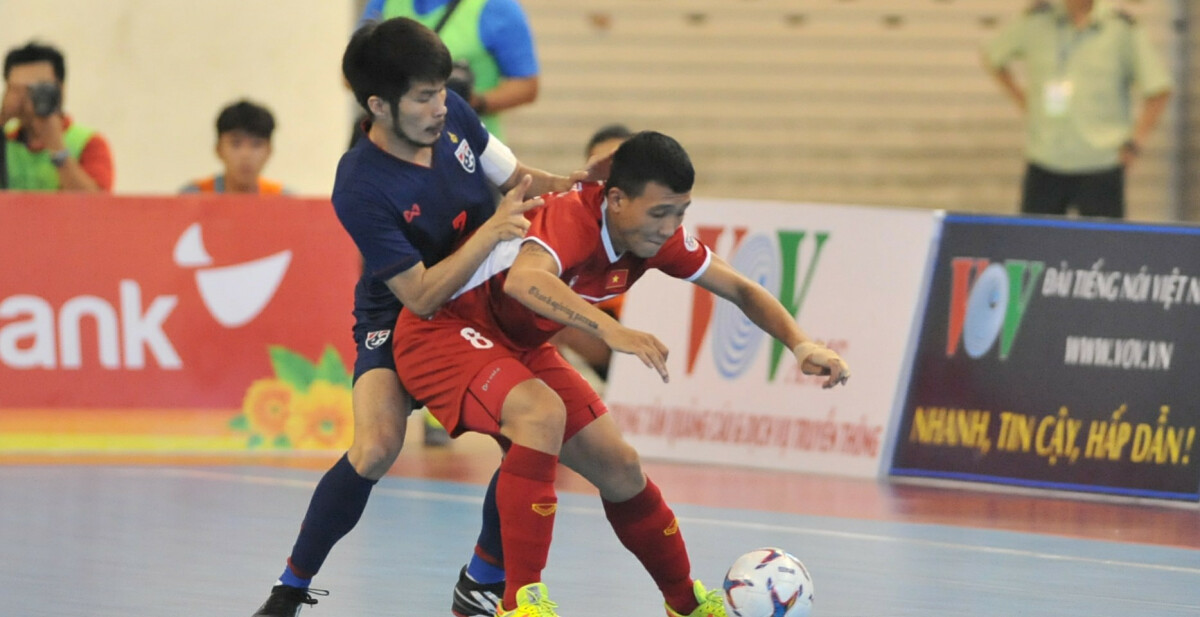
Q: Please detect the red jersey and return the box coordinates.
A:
[438,181,711,349]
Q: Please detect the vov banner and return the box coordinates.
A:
[892,215,1200,501]
[605,199,938,478]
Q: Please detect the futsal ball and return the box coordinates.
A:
[722,547,814,617]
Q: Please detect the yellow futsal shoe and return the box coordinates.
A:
[422,407,451,446]
[665,580,727,617]
[495,582,561,617]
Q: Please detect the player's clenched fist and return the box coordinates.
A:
[483,174,542,242]
[603,325,670,383]
[793,341,851,389]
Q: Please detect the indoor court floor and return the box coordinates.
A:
[1,430,1197,617]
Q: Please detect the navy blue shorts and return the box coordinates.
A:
[352,310,399,383]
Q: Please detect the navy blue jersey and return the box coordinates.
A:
[333,91,500,324]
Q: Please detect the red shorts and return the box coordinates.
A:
[393,312,607,443]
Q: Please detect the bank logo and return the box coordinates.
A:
[0,223,292,371]
[0,280,181,370]
[686,226,829,381]
[174,223,292,328]
[946,257,1043,360]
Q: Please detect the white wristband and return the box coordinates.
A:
[792,341,822,364]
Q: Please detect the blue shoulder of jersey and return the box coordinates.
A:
[445,89,490,146]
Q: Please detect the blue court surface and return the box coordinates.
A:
[0,465,1197,616]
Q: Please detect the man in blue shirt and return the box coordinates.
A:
[251,17,596,617]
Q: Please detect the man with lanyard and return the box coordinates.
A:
[250,17,599,617]
[982,0,1170,218]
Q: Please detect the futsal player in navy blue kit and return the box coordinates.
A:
[251,17,600,617]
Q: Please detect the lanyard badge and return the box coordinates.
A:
[1043,79,1073,117]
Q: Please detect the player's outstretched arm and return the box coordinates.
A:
[694,256,850,388]
[386,175,543,318]
[503,242,670,382]
[498,154,613,199]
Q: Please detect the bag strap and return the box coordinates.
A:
[432,0,464,33]
[0,129,7,190]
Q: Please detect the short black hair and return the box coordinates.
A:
[4,41,65,82]
[343,17,452,113]
[585,123,633,157]
[607,131,694,198]
[217,100,276,139]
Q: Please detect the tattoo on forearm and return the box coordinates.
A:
[528,286,599,330]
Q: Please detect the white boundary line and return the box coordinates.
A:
[126,467,1200,577]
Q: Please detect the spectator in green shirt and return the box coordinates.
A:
[983,0,1171,218]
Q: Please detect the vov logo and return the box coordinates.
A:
[945,258,1044,360]
[685,226,829,380]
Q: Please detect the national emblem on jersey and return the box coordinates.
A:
[455,139,476,173]
[365,329,392,350]
[606,269,629,290]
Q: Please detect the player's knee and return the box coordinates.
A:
[349,432,404,478]
[601,442,645,496]
[501,381,567,449]
[611,442,643,482]
[518,396,567,437]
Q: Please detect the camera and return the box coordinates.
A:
[446,60,475,103]
[27,81,61,117]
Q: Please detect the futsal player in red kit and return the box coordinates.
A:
[393,131,850,617]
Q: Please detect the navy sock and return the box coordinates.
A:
[466,467,505,584]
[278,566,311,589]
[285,453,377,579]
[467,554,505,585]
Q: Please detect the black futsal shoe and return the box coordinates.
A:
[252,585,329,617]
[451,566,505,617]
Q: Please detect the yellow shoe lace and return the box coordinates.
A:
[499,598,558,617]
[527,597,560,617]
[683,581,727,617]
[499,584,561,617]
[695,588,727,617]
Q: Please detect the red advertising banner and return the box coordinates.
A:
[0,193,361,451]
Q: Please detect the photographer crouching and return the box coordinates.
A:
[2,42,113,192]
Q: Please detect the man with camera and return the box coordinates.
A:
[2,42,113,192]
